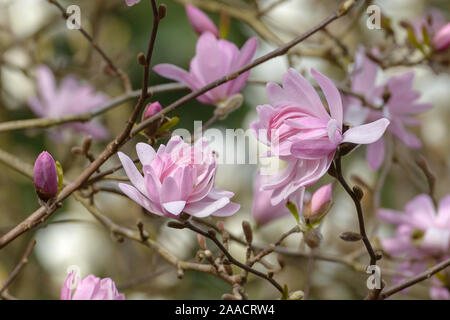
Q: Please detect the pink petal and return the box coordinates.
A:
[162,201,187,215]
[136,142,156,166]
[186,5,219,37]
[366,137,385,170]
[311,68,343,127]
[118,152,146,196]
[118,183,162,215]
[342,118,389,144]
[436,195,450,228]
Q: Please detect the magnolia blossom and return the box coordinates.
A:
[378,194,450,299]
[61,272,124,300]
[118,136,240,217]
[378,194,450,257]
[344,49,432,169]
[33,151,58,201]
[252,173,304,226]
[186,5,219,37]
[251,68,389,205]
[154,32,257,106]
[28,65,109,140]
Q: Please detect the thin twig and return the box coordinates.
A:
[48,0,132,91]
[379,257,450,299]
[0,239,36,295]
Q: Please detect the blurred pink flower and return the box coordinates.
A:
[186,5,219,37]
[61,272,124,300]
[118,136,240,218]
[33,151,58,201]
[411,7,448,51]
[378,194,450,258]
[433,23,450,51]
[142,101,162,120]
[344,49,432,170]
[251,172,304,226]
[28,65,109,140]
[154,32,257,105]
[379,194,450,299]
[125,0,140,6]
[251,68,389,205]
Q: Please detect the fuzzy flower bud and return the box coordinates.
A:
[303,228,323,249]
[33,151,58,201]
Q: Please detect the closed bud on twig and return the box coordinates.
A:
[288,290,304,300]
[71,147,83,154]
[303,184,333,226]
[242,220,253,245]
[33,151,59,202]
[339,231,362,242]
[217,221,225,232]
[82,136,92,154]
[197,234,206,249]
[277,255,285,269]
[158,4,167,20]
[214,93,243,120]
[303,228,323,249]
[224,264,233,275]
[267,271,274,278]
[352,185,364,201]
[137,52,146,66]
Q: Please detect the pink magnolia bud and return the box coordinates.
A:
[433,22,450,51]
[303,184,333,225]
[142,101,162,120]
[186,5,219,37]
[33,151,58,201]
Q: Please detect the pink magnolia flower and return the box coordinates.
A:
[125,0,140,6]
[186,5,219,37]
[379,194,450,300]
[433,23,450,51]
[33,151,58,201]
[252,172,304,226]
[118,136,240,217]
[344,49,432,170]
[61,272,124,300]
[251,68,389,205]
[411,8,449,51]
[28,65,109,140]
[154,32,257,106]
[378,194,450,258]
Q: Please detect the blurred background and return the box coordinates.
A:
[0,0,449,299]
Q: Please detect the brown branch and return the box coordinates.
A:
[133,0,360,135]
[0,0,163,250]
[0,0,359,250]
[0,83,186,133]
[0,239,36,295]
[379,257,450,299]
[332,154,378,266]
[181,220,284,294]
[48,0,132,91]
